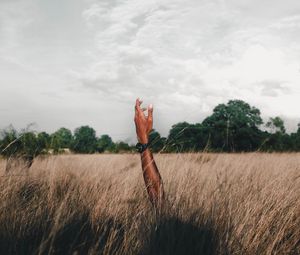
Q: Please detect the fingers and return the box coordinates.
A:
[147,104,153,131]
[136,98,142,106]
[135,98,147,120]
[135,98,143,110]
[135,98,142,116]
[148,104,153,120]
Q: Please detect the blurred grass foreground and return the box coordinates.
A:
[0,153,299,255]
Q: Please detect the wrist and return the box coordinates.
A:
[138,135,148,144]
[136,142,149,153]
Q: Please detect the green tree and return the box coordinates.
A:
[114,141,132,153]
[71,126,97,153]
[97,134,114,153]
[0,125,20,158]
[262,117,292,151]
[37,132,51,153]
[202,100,263,151]
[0,128,42,158]
[291,124,300,151]
[149,129,166,152]
[266,116,286,134]
[20,132,40,158]
[262,133,292,152]
[166,122,208,152]
[50,127,73,153]
[0,126,48,171]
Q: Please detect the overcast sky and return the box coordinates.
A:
[1,0,300,142]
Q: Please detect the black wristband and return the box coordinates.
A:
[136,142,149,153]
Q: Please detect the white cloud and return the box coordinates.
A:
[1,0,300,140]
[78,1,300,117]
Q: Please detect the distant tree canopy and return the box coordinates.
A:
[0,126,50,171]
[260,116,292,152]
[71,126,98,154]
[37,132,51,152]
[149,129,166,152]
[1,99,300,155]
[97,135,114,153]
[50,127,72,153]
[113,141,133,153]
[0,126,48,159]
[266,116,286,134]
[166,122,206,152]
[164,100,300,152]
[0,126,19,158]
[291,126,300,151]
[202,100,263,152]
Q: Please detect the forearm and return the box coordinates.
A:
[141,148,164,208]
[134,98,164,209]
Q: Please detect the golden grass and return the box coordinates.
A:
[0,153,299,255]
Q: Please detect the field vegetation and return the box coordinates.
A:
[0,153,299,255]
[2,100,300,165]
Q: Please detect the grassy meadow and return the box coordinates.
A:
[0,153,299,255]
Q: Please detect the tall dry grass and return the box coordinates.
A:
[0,153,299,255]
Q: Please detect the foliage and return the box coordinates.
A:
[266,116,286,134]
[37,132,51,152]
[97,134,114,153]
[0,126,48,159]
[166,123,208,152]
[0,126,20,158]
[50,128,73,153]
[71,126,97,154]
[202,100,263,152]
[1,99,300,154]
[113,141,133,153]
[149,129,166,152]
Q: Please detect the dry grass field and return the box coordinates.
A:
[0,153,299,255]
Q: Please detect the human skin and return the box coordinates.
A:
[134,98,164,211]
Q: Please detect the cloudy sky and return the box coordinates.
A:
[1,0,300,142]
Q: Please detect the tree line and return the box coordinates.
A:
[0,125,132,158]
[1,99,300,160]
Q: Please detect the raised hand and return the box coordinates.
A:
[134,98,164,212]
[134,98,153,144]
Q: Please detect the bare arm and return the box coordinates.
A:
[134,98,164,210]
